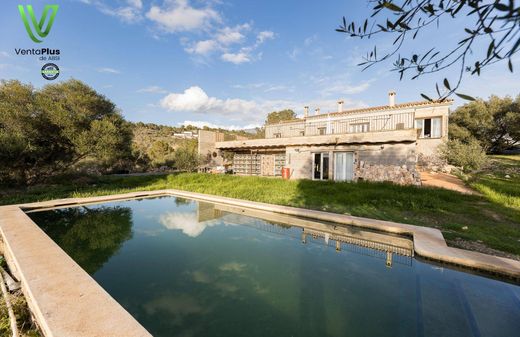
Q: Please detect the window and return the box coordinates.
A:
[318,127,326,135]
[416,117,442,138]
[349,123,369,133]
[273,133,282,138]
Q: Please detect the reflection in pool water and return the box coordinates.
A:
[29,196,520,337]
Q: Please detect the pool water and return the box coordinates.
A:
[28,196,520,337]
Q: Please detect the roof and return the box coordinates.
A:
[267,99,453,126]
[216,129,417,150]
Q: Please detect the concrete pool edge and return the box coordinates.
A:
[0,189,519,336]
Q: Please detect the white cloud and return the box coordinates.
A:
[257,31,275,44]
[159,86,367,125]
[97,67,121,74]
[216,23,250,45]
[82,0,143,23]
[218,30,275,64]
[186,24,273,62]
[127,0,142,9]
[146,0,220,32]
[185,39,220,55]
[137,85,168,94]
[221,52,251,64]
[161,86,257,114]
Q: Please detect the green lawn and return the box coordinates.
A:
[467,155,520,210]
[1,162,520,257]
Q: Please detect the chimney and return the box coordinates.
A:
[388,91,396,107]
[315,108,320,115]
[337,100,344,113]
[304,106,309,117]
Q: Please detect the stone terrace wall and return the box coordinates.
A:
[356,162,421,185]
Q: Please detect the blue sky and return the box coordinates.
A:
[0,0,518,129]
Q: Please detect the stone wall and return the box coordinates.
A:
[356,162,421,185]
[417,152,450,173]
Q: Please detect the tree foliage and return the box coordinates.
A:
[0,79,133,185]
[450,94,520,153]
[265,109,297,125]
[337,1,520,100]
[147,140,174,167]
[440,138,488,171]
[173,139,201,172]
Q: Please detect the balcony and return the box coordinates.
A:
[265,111,414,139]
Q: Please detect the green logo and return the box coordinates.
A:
[18,4,59,43]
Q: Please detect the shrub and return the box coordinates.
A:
[440,139,488,172]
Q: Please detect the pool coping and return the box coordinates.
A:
[1,189,519,336]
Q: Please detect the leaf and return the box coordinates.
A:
[487,41,495,58]
[421,93,433,101]
[383,2,403,12]
[455,93,476,101]
[443,78,451,90]
[494,3,510,11]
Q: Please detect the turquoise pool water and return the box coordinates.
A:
[28,196,520,337]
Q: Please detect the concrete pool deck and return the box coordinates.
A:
[1,189,519,336]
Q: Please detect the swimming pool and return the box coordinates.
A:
[28,196,520,337]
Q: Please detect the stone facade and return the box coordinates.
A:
[211,94,453,185]
[356,162,421,185]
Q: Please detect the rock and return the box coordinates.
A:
[462,226,468,230]
[505,175,511,178]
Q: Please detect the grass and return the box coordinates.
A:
[0,257,40,337]
[466,155,520,210]
[1,165,520,257]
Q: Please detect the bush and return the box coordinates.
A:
[440,139,488,172]
[173,141,200,172]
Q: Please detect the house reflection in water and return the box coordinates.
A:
[174,200,414,268]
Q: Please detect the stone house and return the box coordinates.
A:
[201,92,452,185]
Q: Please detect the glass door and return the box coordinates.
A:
[334,152,354,181]
[313,153,329,180]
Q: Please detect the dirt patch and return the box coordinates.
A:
[420,171,478,195]
[448,238,520,261]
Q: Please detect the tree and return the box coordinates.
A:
[147,140,174,167]
[265,109,297,125]
[174,140,200,172]
[336,1,520,100]
[450,94,520,153]
[0,79,133,185]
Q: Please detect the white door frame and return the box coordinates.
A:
[312,152,329,180]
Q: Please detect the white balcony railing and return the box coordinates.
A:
[265,112,414,139]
